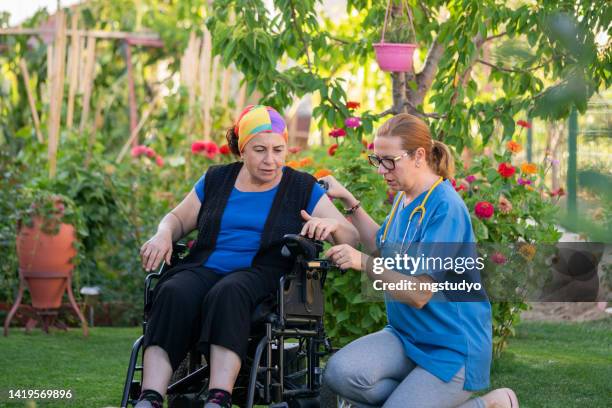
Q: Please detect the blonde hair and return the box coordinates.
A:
[376,113,455,179]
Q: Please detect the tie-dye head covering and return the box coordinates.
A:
[234,105,288,152]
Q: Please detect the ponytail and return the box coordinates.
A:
[377,113,456,180]
[225,127,241,156]
[431,140,455,179]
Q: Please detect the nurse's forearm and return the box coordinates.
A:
[363,258,433,308]
[341,198,380,254]
[331,222,359,247]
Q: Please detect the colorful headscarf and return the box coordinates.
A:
[235,105,288,152]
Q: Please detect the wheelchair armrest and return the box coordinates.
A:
[144,242,190,306]
[281,234,323,261]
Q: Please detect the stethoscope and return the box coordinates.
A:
[380,176,444,254]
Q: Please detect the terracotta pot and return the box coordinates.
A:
[16,217,77,309]
[373,42,417,72]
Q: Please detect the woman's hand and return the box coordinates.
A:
[318,175,355,203]
[300,210,339,241]
[140,229,173,272]
[325,244,365,271]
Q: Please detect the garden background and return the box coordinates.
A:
[0,0,610,406]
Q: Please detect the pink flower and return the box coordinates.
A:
[498,195,513,214]
[344,117,361,128]
[517,177,532,185]
[155,155,164,167]
[474,201,494,219]
[491,252,507,265]
[131,145,150,157]
[465,175,476,183]
[517,120,532,129]
[330,128,347,138]
[367,142,374,150]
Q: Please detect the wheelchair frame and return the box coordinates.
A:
[121,236,335,408]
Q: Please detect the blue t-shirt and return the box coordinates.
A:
[375,180,492,391]
[193,169,325,274]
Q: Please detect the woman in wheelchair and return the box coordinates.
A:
[320,114,518,407]
[136,105,358,408]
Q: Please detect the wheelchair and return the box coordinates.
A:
[121,234,337,408]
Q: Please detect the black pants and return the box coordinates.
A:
[143,265,281,370]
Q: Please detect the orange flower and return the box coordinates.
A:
[518,243,537,261]
[521,162,537,174]
[313,168,332,179]
[299,157,314,167]
[506,141,523,153]
[286,160,302,169]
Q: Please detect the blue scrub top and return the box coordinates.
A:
[375,179,492,391]
[193,169,325,274]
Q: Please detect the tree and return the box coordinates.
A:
[207,0,610,150]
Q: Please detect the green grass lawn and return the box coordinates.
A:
[0,319,610,407]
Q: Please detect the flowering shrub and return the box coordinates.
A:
[454,136,562,355]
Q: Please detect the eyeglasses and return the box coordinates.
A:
[368,151,411,170]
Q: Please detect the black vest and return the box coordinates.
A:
[183,161,317,274]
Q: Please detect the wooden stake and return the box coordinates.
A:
[46,44,53,105]
[200,28,212,140]
[66,12,80,129]
[206,55,220,139]
[124,41,138,145]
[48,11,67,179]
[19,59,44,143]
[115,95,161,163]
[79,36,96,134]
[220,64,232,110]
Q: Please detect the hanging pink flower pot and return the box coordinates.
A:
[373,43,417,72]
[374,0,418,73]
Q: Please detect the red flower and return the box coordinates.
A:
[288,146,302,154]
[517,120,532,129]
[550,187,565,197]
[144,147,156,158]
[346,101,360,109]
[219,144,231,155]
[204,142,219,159]
[497,162,516,178]
[329,128,347,138]
[451,179,467,192]
[192,141,219,159]
[191,141,207,154]
[491,252,507,265]
[474,201,495,219]
[328,143,338,156]
[155,155,164,167]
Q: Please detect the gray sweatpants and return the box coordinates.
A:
[323,329,485,408]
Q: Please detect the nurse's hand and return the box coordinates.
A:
[325,244,364,271]
[318,175,355,204]
[300,210,339,241]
